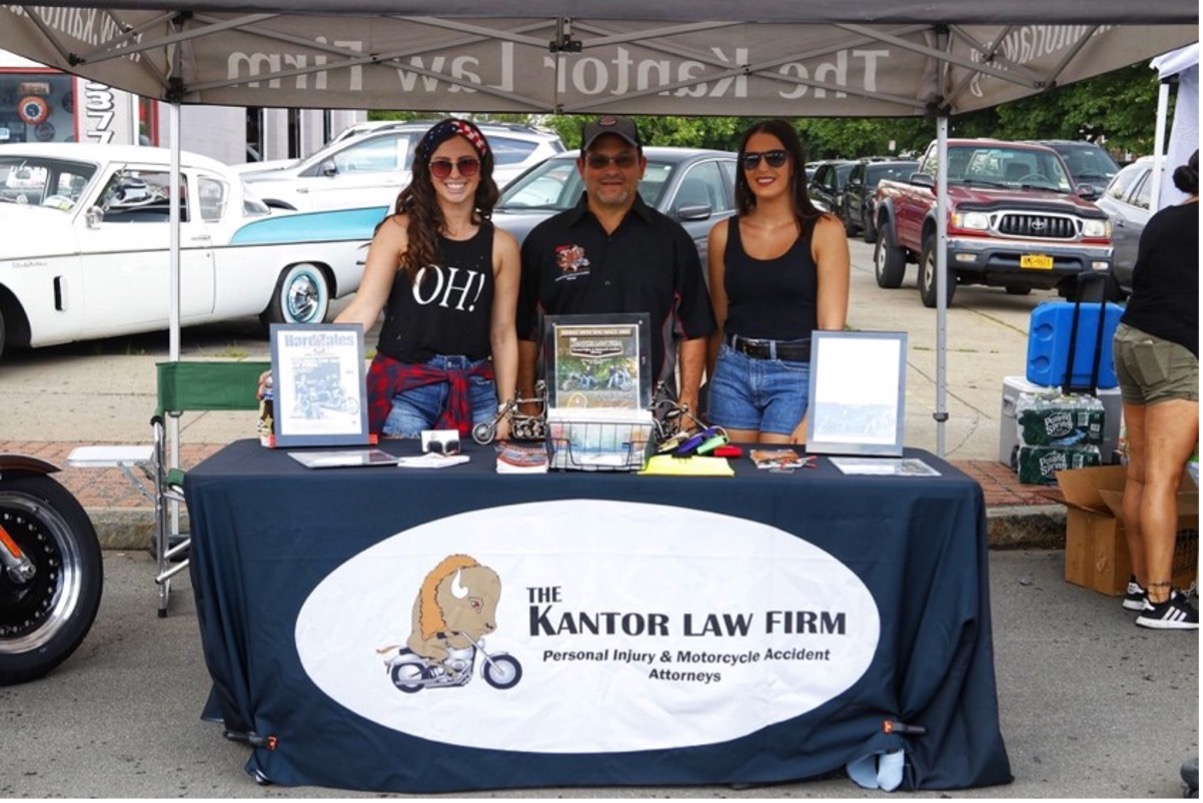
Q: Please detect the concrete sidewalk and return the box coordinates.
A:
[3,437,1068,551]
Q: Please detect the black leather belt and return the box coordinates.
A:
[726,334,811,362]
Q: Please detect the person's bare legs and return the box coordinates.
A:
[1121,401,1148,586]
[723,428,760,444]
[1138,398,1199,604]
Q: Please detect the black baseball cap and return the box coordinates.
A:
[581,115,642,152]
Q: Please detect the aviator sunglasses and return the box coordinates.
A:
[429,157,481,179]
[585,152,640,170]
[742,149,790,170]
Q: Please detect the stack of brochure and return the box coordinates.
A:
[749,449,805,470]
[495,442,550,474]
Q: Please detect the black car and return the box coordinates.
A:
[807,159,854,215]
[838,158,918,243]
[1026,140,1120,198]
[493,146,738,266]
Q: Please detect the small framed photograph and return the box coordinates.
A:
[806,330,907,457]
[270,323,369,447]
[541,313,652,412]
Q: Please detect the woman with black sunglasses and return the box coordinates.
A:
[332,117,521,440]
[704,119,850,444]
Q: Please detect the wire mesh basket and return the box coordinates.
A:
[546,416,655,472]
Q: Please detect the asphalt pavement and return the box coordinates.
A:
[1,550,1196,798]
[0,236,1197,798]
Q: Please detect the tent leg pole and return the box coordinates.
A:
[934,115,949,459]
[168,99,182,526]
[1149,80,1171,212]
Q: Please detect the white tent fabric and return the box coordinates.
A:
[1152,43,1199,209]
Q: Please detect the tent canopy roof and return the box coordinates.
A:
[0,3,1195,115]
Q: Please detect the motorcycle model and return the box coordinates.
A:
[383,633,522,693]
[0,454,103,685]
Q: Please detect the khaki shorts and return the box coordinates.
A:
[1112,322,1199,405]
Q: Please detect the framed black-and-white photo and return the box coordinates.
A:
[805,330,907,457]
[541,313,652,412]
[270,323,369,447]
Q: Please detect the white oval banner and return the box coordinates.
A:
[295,499,880,754]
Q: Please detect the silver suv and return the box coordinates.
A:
[238,122,564,211]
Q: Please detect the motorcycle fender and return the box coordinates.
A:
[0,454,60,479]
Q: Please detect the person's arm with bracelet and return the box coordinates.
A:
[677,337,708,420]
[489,230,522,441]
[514,233,544,415]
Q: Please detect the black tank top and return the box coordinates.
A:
[722,217,818,340]
[376,223,496,363]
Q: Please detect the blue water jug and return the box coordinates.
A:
[1026,301,1123,390]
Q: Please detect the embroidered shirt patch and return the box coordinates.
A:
[554,243,591,280]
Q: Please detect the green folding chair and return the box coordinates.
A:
[152,360,269,617]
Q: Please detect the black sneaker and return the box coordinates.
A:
[1135,591,1199,630]
[1122,576,1146,611]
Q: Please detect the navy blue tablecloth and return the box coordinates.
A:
[185,440,1011,792]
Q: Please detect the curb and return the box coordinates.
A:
[986,504,1066,549]
[87,505,1069,552]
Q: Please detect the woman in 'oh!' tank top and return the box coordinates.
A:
[705,119,850,444]
[333,118,521,440]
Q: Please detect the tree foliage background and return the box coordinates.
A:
[373,62,1171,161]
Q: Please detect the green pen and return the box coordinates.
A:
[695,433,730,455]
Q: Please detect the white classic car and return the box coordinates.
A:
[0,143,384,358]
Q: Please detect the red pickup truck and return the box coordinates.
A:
[872,139,1113,307]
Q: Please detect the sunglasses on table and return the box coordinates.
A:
[584,152,640,170]
[429,157,481,178]
[741,150,790,170]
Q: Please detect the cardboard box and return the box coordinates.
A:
[1055,465,1198,596]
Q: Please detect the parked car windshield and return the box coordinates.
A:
[0,156,98,211]
[941,146,1072,192]
[1055,144,1120,184]
[498,156,678,211]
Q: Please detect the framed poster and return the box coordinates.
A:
[270,323,370,447]
[805,330,907,457]
[542,313,652,412]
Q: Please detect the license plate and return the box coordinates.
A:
[1021,254,1053,270]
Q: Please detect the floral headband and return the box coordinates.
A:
[418,119,490,162]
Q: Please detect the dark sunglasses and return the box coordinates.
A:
[429,157,481,179]
[585,152,640,170]
[742,150,790,170]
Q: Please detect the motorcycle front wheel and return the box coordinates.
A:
[482,654,522,689]
[0,475,103,686]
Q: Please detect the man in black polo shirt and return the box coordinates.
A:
[516,116,716,417]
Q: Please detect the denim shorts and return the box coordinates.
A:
[1112,322,1199,405]
[381,355,498,438]
[707,342,810,435]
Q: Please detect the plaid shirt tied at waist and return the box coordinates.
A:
[366,352,495,436]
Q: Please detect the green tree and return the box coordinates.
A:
[367,62,1165,159]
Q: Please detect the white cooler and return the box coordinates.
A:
[998,375,1121,467]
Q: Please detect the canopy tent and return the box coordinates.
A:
[0,3,1197,456]
[1150,43,1199,210]
[0,5,1195,117]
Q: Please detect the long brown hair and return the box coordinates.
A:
[733,118,821,227]
[385,118,500,282]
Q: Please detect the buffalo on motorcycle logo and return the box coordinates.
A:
[379,554,521,693]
